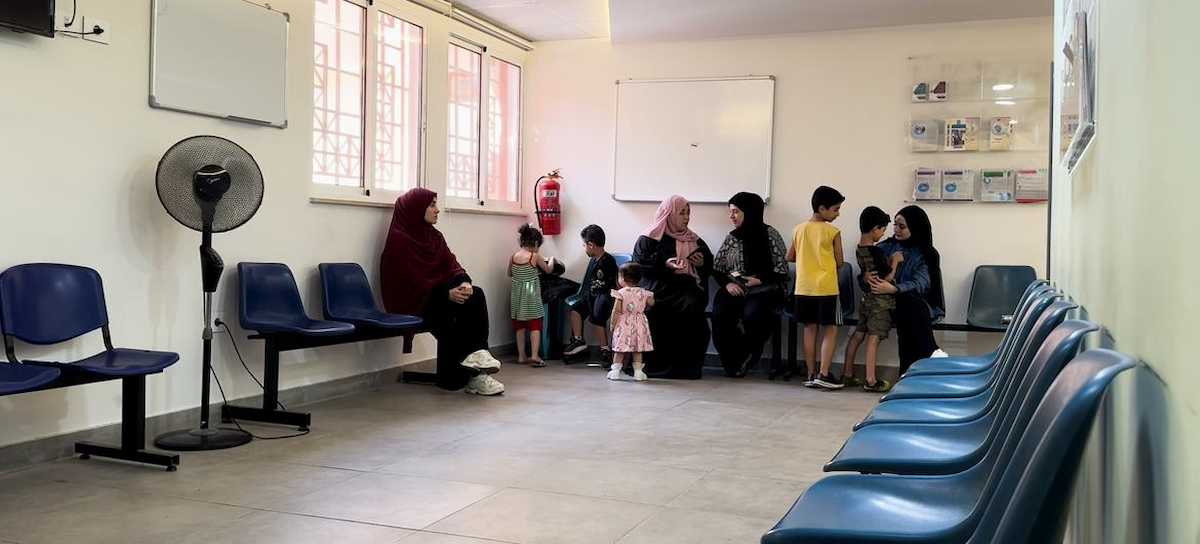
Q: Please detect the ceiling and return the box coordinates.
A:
[452,0,1049,43]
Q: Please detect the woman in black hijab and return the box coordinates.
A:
[868,205,947,374]
[711,192,789,377]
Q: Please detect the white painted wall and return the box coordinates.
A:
[1051,0,1199,541]
[0,0,525,447]
[522,18,1051,363]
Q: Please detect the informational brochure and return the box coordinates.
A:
[941,169,975,201]
[979,169,1015,202]
[1015,168,1049,202]
[931,80,948,101]
[989,117,1013,150]
[910,119,942,152]
[944,117,980,151]
[914,168,941,200]
[912,82,929,102]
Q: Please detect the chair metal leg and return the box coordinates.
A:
[769,316,783,376]
[76,375,180,471]
[220,338,310,430]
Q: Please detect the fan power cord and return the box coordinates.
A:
[211,318,309,440]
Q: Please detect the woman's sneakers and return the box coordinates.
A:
[461,350,501,374]
[464,374,505,396]
[931,349,950,358]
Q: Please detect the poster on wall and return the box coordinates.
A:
[1059,0,1097,170]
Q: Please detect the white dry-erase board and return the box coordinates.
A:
[613,76,775,203]
[150,0,289,128]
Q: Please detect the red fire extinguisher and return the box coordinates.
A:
[534,169,563,236]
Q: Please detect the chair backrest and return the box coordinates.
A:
[612,253,632,267]
[969,349,1136,544]
[965,288,1057,387]
[837,261,855,320]
[0,263,109,344]
[239,263,307,327]
[318,263,380,319]
[967,265,1039,330]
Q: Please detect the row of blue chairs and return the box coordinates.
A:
[0,263,181,470]
[762,281,1137,543]
[222,262,426,429]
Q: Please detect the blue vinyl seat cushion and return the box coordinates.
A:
[26,348,180,377]
[318,263,423,330]
[240,263,355,337]
[0,365,61,395]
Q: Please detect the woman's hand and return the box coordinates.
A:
[725,282,745,297]
[666,257,686,270]
[868,274,898,295]
[687,251,704,267]
[743,276,762,287]
[448,282,473,304]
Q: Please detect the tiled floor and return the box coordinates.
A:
[0,361,879,544]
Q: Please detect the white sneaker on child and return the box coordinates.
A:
[931,349,950,358]
[607,367,622,381]
[633,369,647,382]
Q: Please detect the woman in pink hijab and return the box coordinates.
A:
[632,195,713,379]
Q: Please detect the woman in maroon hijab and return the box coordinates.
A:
[381,188,504,395]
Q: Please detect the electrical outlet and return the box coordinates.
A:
[56,13,80,37]
[82,16,110,45]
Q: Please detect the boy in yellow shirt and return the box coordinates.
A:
[787,186,845,389]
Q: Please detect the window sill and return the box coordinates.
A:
[445,205,529,218]
[309,195,396,209]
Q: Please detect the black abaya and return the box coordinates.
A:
[712,287,782,375]
[894,293,938,375]
[633,234,712,379]
[422,280,488,390]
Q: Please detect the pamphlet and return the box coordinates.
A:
[1015,169,1049,202]
[989,117,1013,151]
[910,119,942,152]
[979,169,1015,202]
[914,168,941,201]
[912,82,929,102]
[941,169,975,201]
[944,117,980,151]
[931,81,948,101]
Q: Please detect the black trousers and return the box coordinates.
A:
[894,294,939,375]
[424,287,489,390]
[712,287,782,376]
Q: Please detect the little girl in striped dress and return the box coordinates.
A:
[608,262,654,381]
[510,225,556,366]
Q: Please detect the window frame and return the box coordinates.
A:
[442,32,525,215]
[311,0,430,206]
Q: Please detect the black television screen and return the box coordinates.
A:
[0,0,55,38]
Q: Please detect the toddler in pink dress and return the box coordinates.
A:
[609,263,654,381]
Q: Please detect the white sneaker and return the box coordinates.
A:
[931,349,950,358]
[633,369,648,382]
[464,374,505,396]
[461,350,501,374]
[607,368,622,380]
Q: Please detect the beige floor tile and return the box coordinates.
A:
[668,472,811,521]
[512,457,708,505]
[276,472,499,529]
[401,532,518,543]
[616,507,773,544]
[377,450,548,487]
[173,510,413,544]
[427,488,656,544]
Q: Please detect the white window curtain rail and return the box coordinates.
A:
[404,0,534,51]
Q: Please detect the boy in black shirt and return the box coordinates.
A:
[564,225,618,358]
[842,207,903,392]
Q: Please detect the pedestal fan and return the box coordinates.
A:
[153,135,263,451]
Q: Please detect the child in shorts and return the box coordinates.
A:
[787,186,845,389]
[842,206,903,392]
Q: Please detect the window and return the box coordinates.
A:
[446,43,482,200]
[444,42,523,210]
[487,58,521,203]
[312,0,425,199]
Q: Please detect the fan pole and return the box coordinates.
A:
[153,231,253,451]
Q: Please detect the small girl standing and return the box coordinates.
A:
[510,225,555,366]
[608,263,654,381]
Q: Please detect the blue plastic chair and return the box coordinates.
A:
[0,264,180,376]
[879,290,1062,402]
[0,364,60,395]
[761,348,1135,544]
[239,263,355,336]
[856,291,1060,428]
[318,263,423,329]
[904,281,1051,377]
[826,315,1092,475]
[966,265,1039,331]
[612,252,632,267]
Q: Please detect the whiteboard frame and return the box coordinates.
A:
[611,75,776,205]
[148,0,290,129]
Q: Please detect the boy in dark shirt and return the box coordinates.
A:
[842,207,903,392]
[564,225,617,358]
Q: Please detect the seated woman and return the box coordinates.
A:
[632,195,713,379]
[712,192,788,377]
[380,188,505,396]
[866,205,947,375]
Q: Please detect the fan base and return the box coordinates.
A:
[154,427,252,451]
